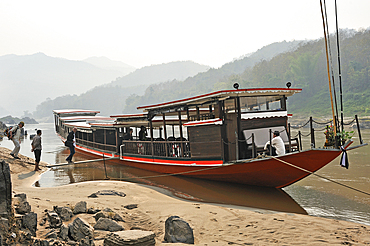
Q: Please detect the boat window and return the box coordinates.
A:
[238,96,284,112]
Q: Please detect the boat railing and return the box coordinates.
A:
[121,140,191,158]
[76,139,116,152]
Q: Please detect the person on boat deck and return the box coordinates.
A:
[66,127,77,163]
[9,121,24,159]
[123,128,133,140]
[264,131,285,156]
[139,126,147,141]
[31,129,42,171]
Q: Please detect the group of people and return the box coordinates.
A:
[9,121,42,171]
[123,126,147,141]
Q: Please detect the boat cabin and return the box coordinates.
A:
[53,88,302,163]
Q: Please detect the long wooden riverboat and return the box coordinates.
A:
[53,87,366,188]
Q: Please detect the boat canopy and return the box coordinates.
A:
[137,88,301,113]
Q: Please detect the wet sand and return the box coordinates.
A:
[1,146,370,245]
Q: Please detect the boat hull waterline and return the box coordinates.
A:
[58,134,346,188]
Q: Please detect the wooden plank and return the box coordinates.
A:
[47,157,120,168]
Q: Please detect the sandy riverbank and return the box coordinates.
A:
[1,146,370,245]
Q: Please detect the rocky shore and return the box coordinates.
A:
[0,146,370,245]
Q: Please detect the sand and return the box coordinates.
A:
[1,146,370,245]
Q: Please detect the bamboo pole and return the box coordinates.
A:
[320,0,337,135]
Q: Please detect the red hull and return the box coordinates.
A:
[70,140,342,188]
[118,149,341,188]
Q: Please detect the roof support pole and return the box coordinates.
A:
[163,113,168,157]
[178,111,184,157]
[149,119,154,156]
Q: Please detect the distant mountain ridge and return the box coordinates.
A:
[33,61,211,118]
[83,56,136,75]
[0,53,134,117]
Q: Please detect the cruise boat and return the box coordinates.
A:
[53,87,366,188]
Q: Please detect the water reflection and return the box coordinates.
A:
[39,149,307,214]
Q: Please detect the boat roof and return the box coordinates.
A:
[137,88,301,112]
[59,116,114,122]
[53,109,100,116]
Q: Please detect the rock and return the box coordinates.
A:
[47,211,62,228]
[103,207,114,213]
[73,201,87,214]
[94,218,123,232]
[87,207,100,214]
[59,224,69,241]
[164,216,194,244]
[0,161,12,220]
[68,217,94,242]
[22,212,37,236]
[94,211,124,222]
[60,207,73,221]
[14,193,27,203]
[15,201,32,214]
[79,236,94,246]
[88,190,126,198]
[104,230,155,246]
[124,204,138,210]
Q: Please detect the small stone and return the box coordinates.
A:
[73,201,87,214]
[93,218,123,232]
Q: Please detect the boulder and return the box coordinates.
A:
[104,230,155,246]
[15,201,31,214]
[60,207,73,221]
[22,212,37,236]
[0,161,11,219]
[47,211,62,228]
[73,201,87,214]
[68,217,94,242]
[164,216,194,244]
[93,211,124,222]
[59,224,69,241]
[93,218,123,232]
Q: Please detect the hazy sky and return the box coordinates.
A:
[1,0,369,68]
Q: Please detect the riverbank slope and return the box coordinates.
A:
[1,146,370,245]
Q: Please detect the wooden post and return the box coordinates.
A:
[149,119,154,156]
[251,133,255,158]
[269,129,272,156]
[310,117,315,148]
[196,106,200,121]
[355,115,363,144]
[288,123,291,153]
[163,113,168,157]
[178,111,184,157]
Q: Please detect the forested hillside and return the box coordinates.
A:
[33,61,210,119]
[125,29,370,117]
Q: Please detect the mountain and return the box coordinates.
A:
[83,56,136,75]
[33,61,211,119]
[123,40,303,112]
[0,53,132,117]
[111,61,210,87]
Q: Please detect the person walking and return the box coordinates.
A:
[9,121,24,159]
[31,129,42,171]
[65,127,77,163]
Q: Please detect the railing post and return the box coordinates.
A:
[235,131,239,161]
[251,133,255,158]
[298,131,302,151]
[355,115,363,145]
[310,117,315,148]
[288,123,291,153]
[269,129,272,156]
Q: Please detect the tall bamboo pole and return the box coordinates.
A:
[320,0,337,135]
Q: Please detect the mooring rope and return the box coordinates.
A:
[270,156,370,196]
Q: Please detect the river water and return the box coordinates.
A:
[1,122,369,225]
